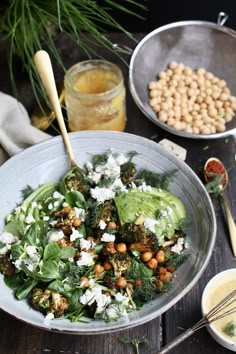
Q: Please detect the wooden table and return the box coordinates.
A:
[0,32,236,354]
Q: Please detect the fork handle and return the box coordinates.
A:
[157,328,194,354]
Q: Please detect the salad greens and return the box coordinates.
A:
[0,150,188,323]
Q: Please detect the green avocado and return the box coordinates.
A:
[114,187,186,236]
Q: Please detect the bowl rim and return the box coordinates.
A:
[0,131,217,333]
[201,268,236,348]
[129,20,236,140]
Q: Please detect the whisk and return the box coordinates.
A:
[157,289,236,354]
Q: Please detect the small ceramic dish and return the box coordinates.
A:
[201,269,236,352]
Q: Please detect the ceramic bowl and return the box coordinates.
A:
[0,131,216,333]
[201,269,236,351]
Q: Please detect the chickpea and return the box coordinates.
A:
[80,276,89,288]
[116,276,127,289]
[159,71,167,79]
[94,264,104,274]
[141,251,153,263]
[155,250,165,263]
[159,271,173,283]
[168,61,178,69]
[166,265,176,273]
[192,126,200,134]
[159,111,168,122]
[103,260,113,270]
[215,123,226,132]
[200,125,211,135]
[135,278,142,286]
[149,89,159,98]
[153,104,161,113]
[115,243,127,253]
[218,79,226,88]
[107,221,117,230]
[161,102,169,111]
[147,258,158,269]
[167,117,175,126]
[196,68,206,76]
[149,81,158,90]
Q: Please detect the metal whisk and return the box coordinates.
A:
[157,289,236,354]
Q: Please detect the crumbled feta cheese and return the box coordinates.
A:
[0,245,9,255]
[24,214,35,224]
[80,238,94,251]
[116,154,128,165]
[101,233,115,242]
[110,178,127,192]
[48,203,53,210]
[90,187,115,203]
[14,259,22,270]
[43,216,50,221]
[74,207,86,221]
[171,237,185,254]
[80,286,111,314]
[26,245,38,257]
[53,201,60,207]
[45,312,55,320]
[70,228,83,242]
[86,161,93,171]
[31,201,38,208]
[99,220,107,230]
[138,182,152,192]
[76,251,94,266]
[0,231,18,244]
[47,229,64,242]
[144,218,160,233]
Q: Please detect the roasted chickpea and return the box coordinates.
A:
[159,271,173,283]
[103,260,113,270]
[155,250,165,263]
[147,258,158,269]
[115,243,127,253]
[116,276,127,288]
[141,251,153,263]
[80,276,89,288]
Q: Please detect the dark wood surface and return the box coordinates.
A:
[0,32,236,354]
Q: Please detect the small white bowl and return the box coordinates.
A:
[201,269,236,352]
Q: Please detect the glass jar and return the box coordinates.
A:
[64,60,126,131]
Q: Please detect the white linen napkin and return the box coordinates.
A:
[0,92,51,166]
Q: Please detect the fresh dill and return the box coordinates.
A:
[119,335,149,354]
[223,321,236,337]
[136,170,176,190]
[205,173,224,197]
[21,185,35,199]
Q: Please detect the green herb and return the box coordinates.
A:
[0,0,145,112]
[119,335,149,354]
[223,321,236,337]
[203,145,209,151]
[165,252,188,268]
[205,173,224,197]
[135,169,176,190]
[21,185,35,199]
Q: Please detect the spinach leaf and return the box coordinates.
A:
[65,191,85,208]
[22,221,48,247]
[4,220,25,238]
[4,272,25,290]
[59,246,75,259]
[43,242,61,260]
[15,277,38,300]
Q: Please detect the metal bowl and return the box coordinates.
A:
[0,131,216,333]
[129,14,236,139]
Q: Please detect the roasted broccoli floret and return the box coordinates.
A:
[31,288,69,317]
[118,223,145,243]
[129,232,159,253]
[0,255,15,277]
[120,162,137,185]
[107,252,132,277]
[89,200,116,229]
[61,167,92,197]
[118,222,159,253]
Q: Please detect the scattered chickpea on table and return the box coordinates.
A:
[149,62,236,134]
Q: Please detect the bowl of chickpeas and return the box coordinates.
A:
[129,17,236,138]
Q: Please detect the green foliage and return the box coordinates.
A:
[223,321,236,337]
[135,169,176,190]
[119,335,149,354]
[0,0,145,110]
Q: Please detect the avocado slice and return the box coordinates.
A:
[114,187,186,236]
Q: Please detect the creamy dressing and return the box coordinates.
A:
[203,271,236,341]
